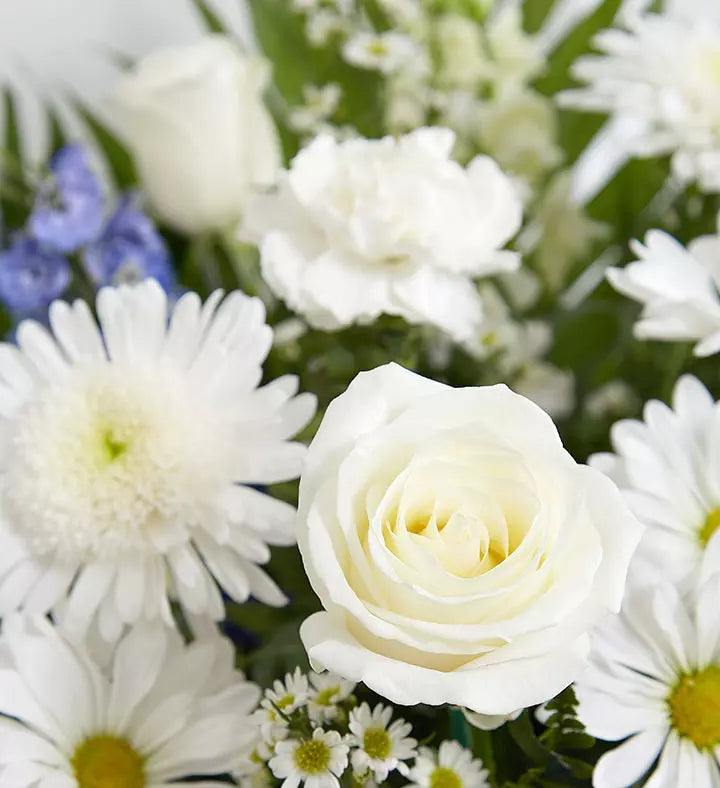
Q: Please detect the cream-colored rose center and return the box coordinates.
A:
[668,665,720,750]
[72,735,145,788]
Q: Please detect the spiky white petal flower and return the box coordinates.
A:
[560,5,720,192]
[263,667,312,717]
[575,551,720,788]
[408,740,490,788]
[591,374,720,585]
[347,702,417,782]
[607,229,720,356]
[0,280,316,639]
[0,616,260,786]
[269,727,349,788]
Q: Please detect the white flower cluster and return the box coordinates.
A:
[573,373,720,786]
[286,0,606,295]
[242,666,488,788]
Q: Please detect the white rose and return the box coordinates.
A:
[297,363,642,715]
[242,128,522,342]
[113,35,281,235]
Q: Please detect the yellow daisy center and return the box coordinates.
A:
[430,766,462,788]
[363,727,392,759]
[668,665,720,750]
[277,694,296,709]
[72,735,145,788]
[293,739,331,775]
[315,686,339,706]
[699,508,720,547]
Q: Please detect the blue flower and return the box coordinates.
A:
[83,196,175,291]
[29,144,104,253]
[0,238,71,312]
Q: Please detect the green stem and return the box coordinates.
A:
[449,707,472,749]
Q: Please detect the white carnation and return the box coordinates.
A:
[243,128,522,343]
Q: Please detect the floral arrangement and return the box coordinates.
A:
[0,1,719,787]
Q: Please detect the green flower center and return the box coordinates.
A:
[293,739,331,775]
[363,727,392,759]
[276,694,295,710]
[72,735,145,788]
[102,429,128,462]
[669,665,720,750]
[430,766,462,788]
[699,508,720,546]
[314,686,339,706]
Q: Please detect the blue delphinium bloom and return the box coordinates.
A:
[29,144,104,253]
[83,196,175,291]
[0,238,71,312]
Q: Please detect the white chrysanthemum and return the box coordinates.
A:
[269,727,349,788]
[575,552,720,788]
[0,281,316,638]
[0,616,260,786]
[607,229,720,356]
[591,374,720,585]
[560,6,720,192]
[348,702,416,781]
[242,128,522,343]
[307,670,356,723]
[408,741,490,788]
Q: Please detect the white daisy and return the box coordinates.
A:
[0,615,260,786]
[0,280,316,639]
[307,670,356,723]
[606,229,720,357]
[575,554,720,788]
[269,727,349,788]
[347,702,416,782]
[263,667,312,717]
[342,31,424,76]
[591,374,720,584]
[408,740,490,788]
[560,4,720,193]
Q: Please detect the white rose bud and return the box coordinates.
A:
[298,363,642,716]
[113,35,282,235]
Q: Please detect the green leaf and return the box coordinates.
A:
[74,104,136,189]
[247,0,386,152]
[190,0,227,33]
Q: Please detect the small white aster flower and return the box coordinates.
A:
[242,128,522,343]
[269,727,349,788]
[606,228,720,356]
[307,670,356,722]
[0,280,316,639]
[408,740,490,788]
[342,31,424,75]
[0,615,260,786]
[560,6,720,192]
[347,702,417,782]
[575,554,720,788]
[289,83,342,135]
[263,667,312,716]
[591,374,720,585]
